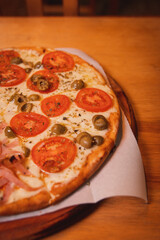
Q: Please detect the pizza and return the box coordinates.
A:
[0,47,120,215]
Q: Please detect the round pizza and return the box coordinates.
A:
[0,47,120,215]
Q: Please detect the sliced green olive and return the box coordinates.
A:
[25,68,32,73]
[30,74,43,85]
[28,94,41,101]
[51,124,67,135]
[10,57,23,64]
[76,132,90,143]
[71,80,85,90]
[5,126,16,138]
[22,146,30,158]
[37,78,49,91]
[34,61,43,69]
[93,136,104,146]
[76,132,92,149]
[18,102,33,112]
[14,94,27,105]
[92,115,108,130]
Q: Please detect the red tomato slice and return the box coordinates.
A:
[0,64,26,87]
[75,88,113,112]
[31,137,77,173]
[42,51,75,73]
[27,70,59,93]
[10,112,50,138]
[41,95,71,117]
[0,50,20,65]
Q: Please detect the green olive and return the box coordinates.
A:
[76,132,92,149]
[10,57,23,64]
[34,61,43,69]
[92,115,108,130]
[93,136,104,146]
[14,94,27,105]
[22,146,30,158]
[28,94,41,101]
[5,126,16,138]
[18,102,33,112]
[51,124,67,135]
[37,78,49,91]
[25,68,32,73]
[76,132,90,143]
[71,80,85,90]
[30,74,43,85]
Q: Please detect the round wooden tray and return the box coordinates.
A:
[0,76,138,240]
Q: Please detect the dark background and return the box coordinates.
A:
[0,0,160,16]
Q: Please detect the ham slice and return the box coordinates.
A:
[0,138,24,162]
[0,182,14,205]
[0,137,40,203]
[12,161,31,176]
[3,158,32,176]
[0,177,8,187]
[0,137,32,177]
[0,166,39,191]
[6,138,19,148]
[0,121,7,134]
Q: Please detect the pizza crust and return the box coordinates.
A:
[0,190,51,216]
[0,47,120,215]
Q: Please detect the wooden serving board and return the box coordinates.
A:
[0,76,138,240]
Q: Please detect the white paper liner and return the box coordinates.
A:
[0,48,147,222]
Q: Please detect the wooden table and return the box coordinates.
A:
[0,17,160,240]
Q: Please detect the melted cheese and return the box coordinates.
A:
[8,188,42,204]
[0,48,118,204]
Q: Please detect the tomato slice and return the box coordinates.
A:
[41,95,71,117]
[0,64,26,87]
[31,137,77,173]
[27,70,59,93]
[42,51,75,73]
[75,88,113,112]
[0,50,20,65]
[10,112,50,137]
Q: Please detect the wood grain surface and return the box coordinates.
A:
[0,17,159,240]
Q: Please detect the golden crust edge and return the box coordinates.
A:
[0,190,51,216]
